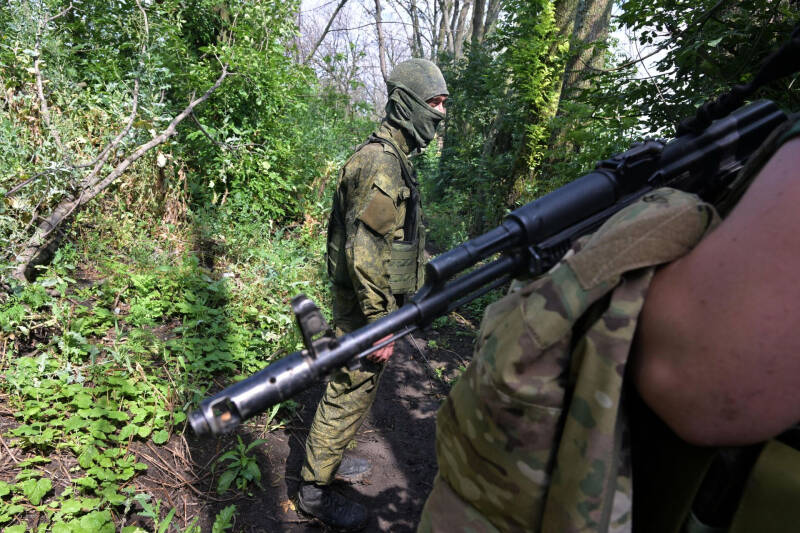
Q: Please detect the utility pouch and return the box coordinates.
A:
[388,240,418,295]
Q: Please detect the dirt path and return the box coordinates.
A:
[180,320,477,532]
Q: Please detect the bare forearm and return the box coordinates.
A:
[633,138,800,446]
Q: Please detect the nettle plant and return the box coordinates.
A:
[0,257,207,528]
[0,216,330,529]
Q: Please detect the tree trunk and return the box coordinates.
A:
[452,0,472,58]
[507,0,612,201]
[544,0,614,173]
[484,0,503,37]
[409,0,423,56]
[471,0,486,46]
[374,0,388,83]
[560,0,614,100]
[304,0,349,64]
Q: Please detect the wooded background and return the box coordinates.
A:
[0,0,798,531]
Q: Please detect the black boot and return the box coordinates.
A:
[297,482,368,531]
[334,455,372,483]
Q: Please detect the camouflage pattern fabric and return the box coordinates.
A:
[386,58,449,102]
[385,87,445,150]
[304,57,445,488]
[301,350,385,484]
[418,188,720,533]
[384,58,447,150]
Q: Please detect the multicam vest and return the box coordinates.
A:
[419,113,800,533]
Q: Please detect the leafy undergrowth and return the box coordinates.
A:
[0,206,330,531]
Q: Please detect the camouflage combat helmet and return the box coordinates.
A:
[387,58,448,102]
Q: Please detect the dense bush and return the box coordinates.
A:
[428,0,799,240]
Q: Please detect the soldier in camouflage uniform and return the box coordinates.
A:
[418,114,800,533]
[297,58,448,531]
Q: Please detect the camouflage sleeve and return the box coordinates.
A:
[348,221,397,322]
[346,151,405,322]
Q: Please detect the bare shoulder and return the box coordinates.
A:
[632,137,800,446]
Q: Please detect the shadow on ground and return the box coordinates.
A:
[177,324,474,532]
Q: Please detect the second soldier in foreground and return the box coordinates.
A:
[296,59,448,530]
[418,100,800,531]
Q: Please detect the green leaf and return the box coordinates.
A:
[215,451,238,466]
[51,523,71,533]
[74,476,98,490]
[90,419,116,434]
[0,503,26,522]
[86,466,116,482]
[78,446,99,468]
[217,469,238,493]
[243,461,261,483]
[61,498,82,514]
[100,487,126,505]
[245,439,268,453]
[17,456,50,468]
[105,411,129,421]
[211,504,236,533]
[19,477,52,505]
[152,430,169,444]
[78,510,114,532]
[77,497,101,511]
[118,424,138,440]
[64,415,90,432]
[4,525,26,533]
[0,481,12,497]
[137,426,152,438]
[158,508,176,533]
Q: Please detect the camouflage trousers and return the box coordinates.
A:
[300,352,385,485]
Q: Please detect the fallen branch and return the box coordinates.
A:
[13,67,231,281]
[74,78,141,171]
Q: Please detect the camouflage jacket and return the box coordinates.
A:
[326,123,424,332]
[418,187,720,533]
